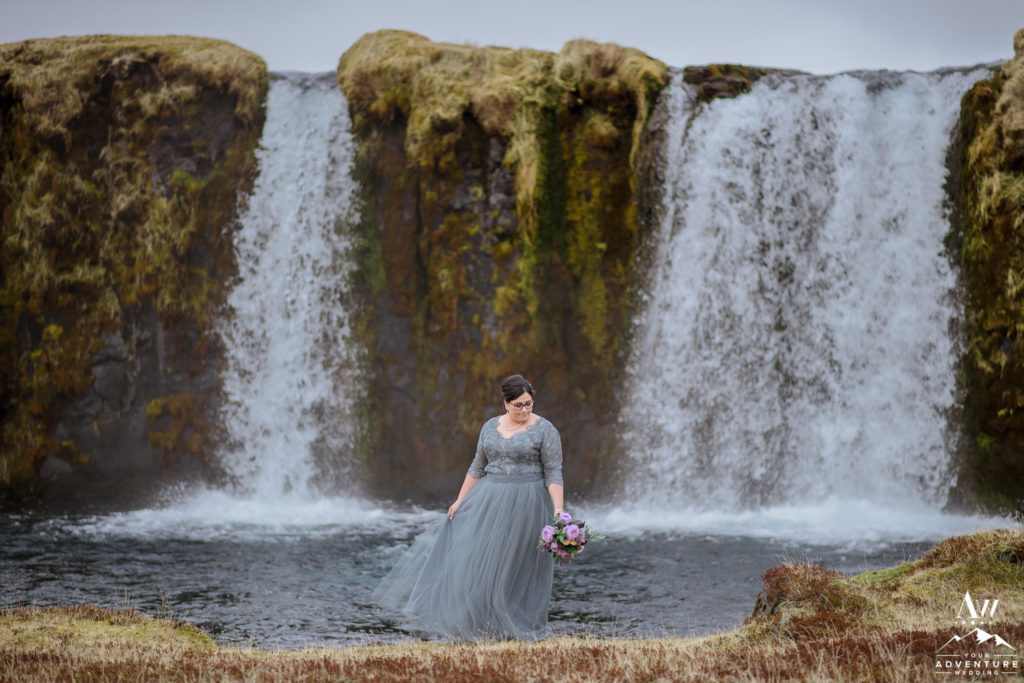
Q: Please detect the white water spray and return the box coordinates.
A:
[621,67,993,516]
[215,72,362,500]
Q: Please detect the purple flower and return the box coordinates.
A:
[558,512,572,525]
[549,541,559,551]
[564,524,580,540]
[540,525,556,543]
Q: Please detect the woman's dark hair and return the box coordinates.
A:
[501,374,535,404]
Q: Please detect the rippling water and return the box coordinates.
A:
[4,493,1007,649]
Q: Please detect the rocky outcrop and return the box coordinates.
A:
[338,31,667,502]
[0,36,267,501]
[955,28,1024,513]
[683,64,772,103]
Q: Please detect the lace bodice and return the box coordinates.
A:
[466,415,563,487]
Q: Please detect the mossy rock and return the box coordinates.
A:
[338,31,667,501]
[0,35,268,498]
[955,28,1024,514]
[683,64,770,103]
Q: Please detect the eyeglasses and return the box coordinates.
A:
[509,400,534,411]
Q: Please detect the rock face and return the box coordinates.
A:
[682,64,780,103]
[0,36,267,501]
[955,28,1024,513]
[338,31,667,503]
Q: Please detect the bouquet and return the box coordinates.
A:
[538,512,596,566]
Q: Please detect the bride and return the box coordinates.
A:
[373,374,564,640]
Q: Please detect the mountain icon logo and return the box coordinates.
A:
[938,628,1016,654]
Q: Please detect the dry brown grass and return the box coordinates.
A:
[3,528,1023,681]
[0,34,265,131]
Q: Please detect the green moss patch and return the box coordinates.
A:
[1,605,217,651]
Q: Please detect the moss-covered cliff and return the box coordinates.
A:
[337,31,667,501]
[0,35,267,499]
[956,28,1024,513]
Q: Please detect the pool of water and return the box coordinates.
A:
[0,496,951,649]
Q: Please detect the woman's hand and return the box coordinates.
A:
[449,475,480,520]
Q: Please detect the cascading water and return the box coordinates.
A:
[69,72,400,533]
[4,64,1014,650]
[619,67,993,523]
[216,72,363,500]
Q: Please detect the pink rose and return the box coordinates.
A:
[564,524,580,540]
[558,512,572,524]
[540,525,556,543]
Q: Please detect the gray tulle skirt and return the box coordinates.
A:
[373,473,554,641]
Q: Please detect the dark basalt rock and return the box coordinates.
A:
[682,64,806,104]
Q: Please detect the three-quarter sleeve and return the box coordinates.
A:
[466,422,488,478]
[540,421,563,486]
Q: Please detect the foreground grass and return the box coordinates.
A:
[2,528,1023,681]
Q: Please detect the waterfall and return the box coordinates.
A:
[620,67,991,515]
[215,72,362,500]
[67,68,1010,544]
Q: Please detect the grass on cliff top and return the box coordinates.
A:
[3,528,1023,682]
[337,28,667,153]
[0,34,266,136]
[337,29,667,217]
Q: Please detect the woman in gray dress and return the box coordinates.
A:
[373,374,564,640]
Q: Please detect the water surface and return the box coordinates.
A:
[0,499,952,649]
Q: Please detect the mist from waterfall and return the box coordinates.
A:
[618,67,993,521]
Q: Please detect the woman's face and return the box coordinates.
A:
[505,391,534,422]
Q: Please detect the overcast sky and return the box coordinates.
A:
[3,0,1022,75]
